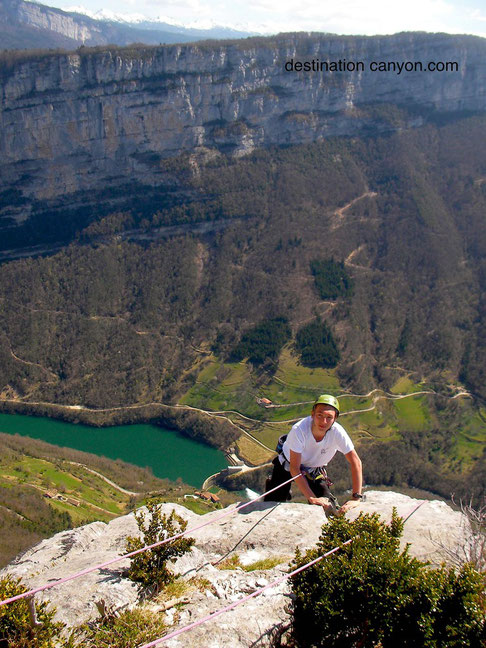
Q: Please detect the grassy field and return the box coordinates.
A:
[179,347,486,476]
[272,348,341,392]
[390,376,418,394]
[392,394,433,431]
[445,403,486,470]
[180,357,263,418]
[0,434,236,568]
[1,455,131,523]
[235,434,274,465]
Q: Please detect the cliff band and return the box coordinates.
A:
[1,32,486,225]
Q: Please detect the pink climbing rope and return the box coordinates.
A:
[137,538,354,648]
[0,473,301,608]
[137,499,430,647]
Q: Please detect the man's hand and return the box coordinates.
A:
[337,499,361,515]
[308,496,332,508]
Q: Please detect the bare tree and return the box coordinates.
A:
[437,496,486,572]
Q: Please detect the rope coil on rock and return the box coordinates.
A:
[0,473,302,608]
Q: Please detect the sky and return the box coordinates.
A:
[37,0,486,37]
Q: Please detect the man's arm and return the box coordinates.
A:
[345,449,362,497]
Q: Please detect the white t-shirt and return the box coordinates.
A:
[282,416,354,468]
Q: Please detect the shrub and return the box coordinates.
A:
[0,576,66,648]
[73,607,167,647]
[125,502,195,592]
[288,511,485,648]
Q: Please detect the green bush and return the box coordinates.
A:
[0,576,66,648]
[289,511,485,648]
[125,502,195,592]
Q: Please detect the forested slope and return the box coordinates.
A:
[1,116,485,406]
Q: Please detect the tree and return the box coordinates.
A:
[295,319,340,368]
[310,259,353,300]
[229,318,291,365]
[288,511,485,648]
[125,502,195,592]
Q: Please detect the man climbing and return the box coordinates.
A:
[264,394,362,513]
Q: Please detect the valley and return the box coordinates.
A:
[0,33,484,575]
[0,430,231,568]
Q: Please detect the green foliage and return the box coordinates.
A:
[295,319,340,368]
[126,502,195,591]
[73,607,167,647]
[289,512,486,648]
[396,318,411,356]
[0,576,66,648]
[310,259,353,300]
[230,317,291,365]
[0,432,187,569]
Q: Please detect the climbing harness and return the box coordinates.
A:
[274,434,341,514]
[304,467,340,515]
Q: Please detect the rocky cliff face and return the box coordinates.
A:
[0,492,472,646]
[7,0,100,43]
[1,32,485,230]
[0,0,251,51]
[0,0,203,50]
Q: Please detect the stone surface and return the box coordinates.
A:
[1,491,470,647]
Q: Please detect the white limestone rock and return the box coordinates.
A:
[1,492,470,647]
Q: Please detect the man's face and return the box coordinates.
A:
[311,404,337,434]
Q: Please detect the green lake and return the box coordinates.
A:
[0,413,227,487]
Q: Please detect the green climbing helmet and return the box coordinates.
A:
[313,394,340,416]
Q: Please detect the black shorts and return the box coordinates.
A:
[263,456,328,502]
